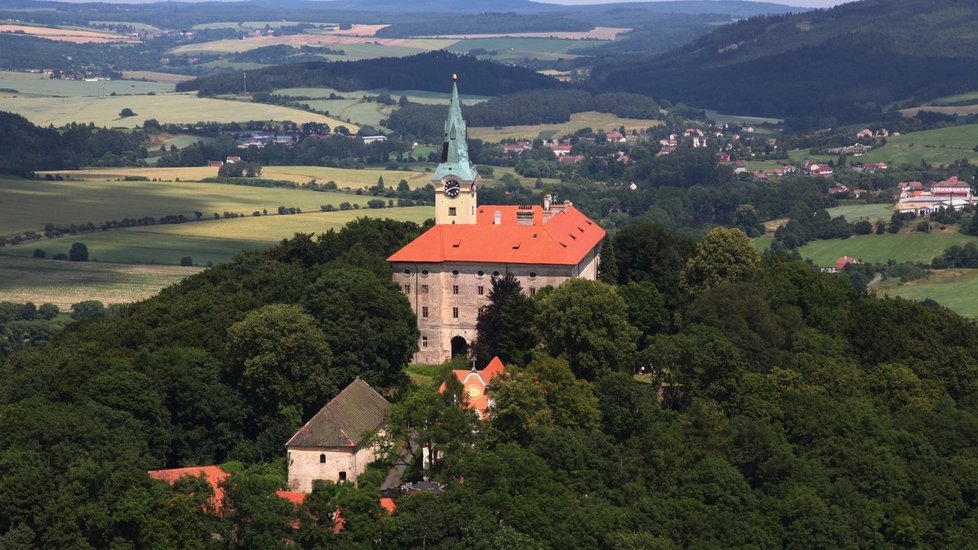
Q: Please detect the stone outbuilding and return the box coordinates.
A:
[286,378,390,492]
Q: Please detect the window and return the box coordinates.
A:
[339,472,347,482]
[477,286,484,295]
[452,269,460,276]
[492,271,500,277]
[319,454,326,464]
[421,269,429,276]
[529,271,537,279]
[422,306,428,318]
[422,336,428,348]
[529,287,536,297]
[449,207,457,216]
[452,307,459,318]
[452,285,459,295]
[421,284,429,294]
[477,270,484,277]
[403,284,410,294]
[403,269,411,275]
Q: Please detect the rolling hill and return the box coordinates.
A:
[589,0,978,126]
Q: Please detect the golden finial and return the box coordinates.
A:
[452,73,458,81]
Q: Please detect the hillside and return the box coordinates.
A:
[178,51,560,96]
[589,0,978,125]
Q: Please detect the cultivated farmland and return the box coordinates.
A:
[39,165,430,190]
[0,93,355,129]
[1,207,433,266]
[0,176,385,235]
[0,71,173,97]
[0,256,201,308]
[468,111,661,142]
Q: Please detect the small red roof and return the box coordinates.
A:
[388,205,604,266]
[836,256,856,271]
[276,490,307,505]
[380,497,396,514]
[437,356,507,419]
[148,466,229,511]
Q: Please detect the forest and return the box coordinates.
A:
[384,89,657,139]
[0,112,149,176]
[374,13,590,37]
[1,216,978,547]
[178,52,560,97]
[588,0,978,127]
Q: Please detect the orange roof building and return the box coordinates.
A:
[437,356,507,419]
[388,78,605,364]
[147,465,230,513]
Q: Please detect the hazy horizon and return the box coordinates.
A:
[537,0,845,6]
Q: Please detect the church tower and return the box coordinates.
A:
[433,74,479,225]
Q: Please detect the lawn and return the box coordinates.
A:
[826,203,894,223]
[875,268,978,317]
[40,165,430,190]
[0,256,201,308]
[0,71,173,97]
[854,124,978,166]
[0,176,385,235]
[794,230,976,266]
[0,93,353,129]
[927,91,978,105]
[468,111,661,142]
[1,207,433,266]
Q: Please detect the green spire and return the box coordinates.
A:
[433,74,479,182]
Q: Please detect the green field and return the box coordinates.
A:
[876,268,978,317]
[0,71,173,97]
[0,176,390,235]
[302,99,394,127]
[0,256,201,308]
[1,207,432,266]
[40,165,430,190]
[826,203,894,223]
[854,124,978,166]
[469,111,661,142]
[446,37,599,61]
[0,93,353,129]
[795,231,975,266]
[190,21,317,30]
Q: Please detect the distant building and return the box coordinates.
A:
[437,356,507,419]
[286,378,390,492]
[896,176,975,214]
[361,135,388,144]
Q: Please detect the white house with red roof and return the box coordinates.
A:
[387,78,605,364]
[896,176,975,214]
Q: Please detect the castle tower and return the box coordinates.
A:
[433,74,479,225]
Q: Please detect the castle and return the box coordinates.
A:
[387,76,605,364]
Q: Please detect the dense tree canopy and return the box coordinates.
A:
[2,218,978,547]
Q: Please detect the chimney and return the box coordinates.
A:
[493,210,501,225]
[516,205,534,226]
[543,194,552,211]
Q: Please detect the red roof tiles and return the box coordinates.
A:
[148,465,229,512]
[387,205,604,266]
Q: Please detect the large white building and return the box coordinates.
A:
[387,76,605,364]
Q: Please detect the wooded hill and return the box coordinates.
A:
[178,51,560,96]
[590,0,978,127]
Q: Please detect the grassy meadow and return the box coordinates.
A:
[0,93,354,129]
[826,203,894,223]
[469,111,661,142]
[794,230,974,266]
[875,268,978,317]
[849,124,978,166]
[0,256,201,308]
[0,176,391,235]
[0,207,433,266]
[0,71,174,97]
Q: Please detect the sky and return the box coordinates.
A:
[537,0,847,7]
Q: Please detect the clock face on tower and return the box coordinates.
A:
[444,179,461,198]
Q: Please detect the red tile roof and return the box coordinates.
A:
[387,205,604,266]
[148,466,229,512]
[276,490,307,505]
[380,497,396,514]
[438,356,507,419]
